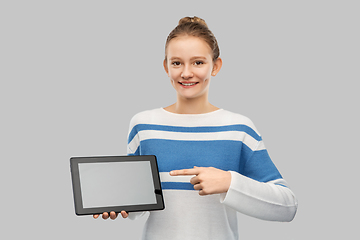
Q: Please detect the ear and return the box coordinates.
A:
[163,59,169,76]
[211,57,223,76]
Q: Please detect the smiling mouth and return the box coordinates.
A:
[179,82,199,86]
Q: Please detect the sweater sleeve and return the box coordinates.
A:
[127,114,140,156]
[126,114,147,220]
[220,119,298,222]
[220,171,297,222]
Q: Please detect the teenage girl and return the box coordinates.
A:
[94,16,298,240]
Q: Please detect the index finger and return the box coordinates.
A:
[170,168,200,176]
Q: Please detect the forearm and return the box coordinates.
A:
[221,171,298,222]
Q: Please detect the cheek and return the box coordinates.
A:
[168,71,179,88]
[168,69,180,80]
[197,68,212,81]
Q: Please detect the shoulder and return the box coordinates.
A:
[220,109,252,124]
[128,108,163,128]
[220,110,260,135]
[220,110,255,126]
[130,108,160,121]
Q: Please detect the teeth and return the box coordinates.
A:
[181,82,196,86]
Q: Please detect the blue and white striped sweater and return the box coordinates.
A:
[128,109,282,187]
[127,108,297,240]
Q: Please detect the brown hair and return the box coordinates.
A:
[165,16,220,62]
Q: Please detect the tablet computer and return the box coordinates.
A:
[70,155,164,216]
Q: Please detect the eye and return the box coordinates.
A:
[171,61,181,66]
[194,61,204,66]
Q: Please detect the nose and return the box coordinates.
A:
[181,65,193,79]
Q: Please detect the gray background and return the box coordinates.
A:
[1,0,358,239]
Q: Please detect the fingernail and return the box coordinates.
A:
[169,171,174,175]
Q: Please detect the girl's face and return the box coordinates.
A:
[164,36,222,101]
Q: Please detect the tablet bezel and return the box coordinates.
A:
[70,155,164,216]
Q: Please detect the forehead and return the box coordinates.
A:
[167,36,212,59]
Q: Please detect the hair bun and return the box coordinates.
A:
[178,16,208,27]
[165,16,219,62]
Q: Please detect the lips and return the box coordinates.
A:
[179,81,199,87]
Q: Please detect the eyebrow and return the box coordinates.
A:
[169,56,208,61]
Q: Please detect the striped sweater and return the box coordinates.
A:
[127,108,297,240]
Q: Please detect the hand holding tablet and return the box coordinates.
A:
[93,210,128,220]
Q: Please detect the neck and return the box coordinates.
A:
[165,94,219,114]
